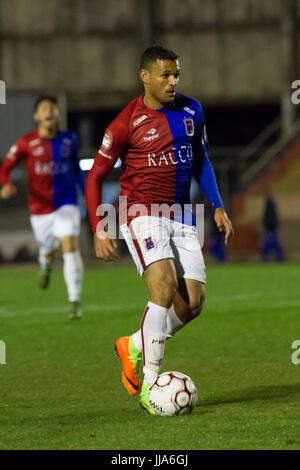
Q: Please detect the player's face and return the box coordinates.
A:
[142,59,180,105]
[34,100,59,129]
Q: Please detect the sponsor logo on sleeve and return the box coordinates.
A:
[7,144,17,161]
[184,106,195,116]
[133,114,147,127]
[97,129,114,158]
[102,130,113,150]
[98,149,113,159]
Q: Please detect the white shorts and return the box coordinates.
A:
[30,204,80,256]
[120,216,206,284]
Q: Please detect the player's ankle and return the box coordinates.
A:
[131,331,142,353]
[40,264,52,270]
[143,367,158,386]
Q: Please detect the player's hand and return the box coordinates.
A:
[94,231,119,262]
[214,207,234,246]
[0,183,17,199]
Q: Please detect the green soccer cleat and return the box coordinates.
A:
[139,383,157,415]
[37,267,52,290]
[69,301,82,320]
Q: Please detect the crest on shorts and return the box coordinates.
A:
[183,117,194,137]
[145,237,155,250]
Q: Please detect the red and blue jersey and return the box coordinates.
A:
[0,129,84,215]
[86,93,223,231]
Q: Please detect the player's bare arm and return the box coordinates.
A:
[94,231,119,262]
[214,207,234,246]
[0,183,17,199]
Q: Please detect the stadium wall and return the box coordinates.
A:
[0,0,299,109]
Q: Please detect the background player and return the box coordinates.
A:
[85,46,234,413]
[0,95,85,319]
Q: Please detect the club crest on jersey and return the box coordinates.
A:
[183,117,194,137]
[145,237,155,250]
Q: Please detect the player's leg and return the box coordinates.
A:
[54,205,84,319]
[168,219,206,330]
[140,222,206,414]
[130,220,206,344]
[60,234,83,305]
[130,279,205,354]
[271,231,284,262]
[261,232,269,262]
[30,212,58,289]
[138,277,205,414]
[166,278,205,335]
[61,235,84,319]
[37,249,57,289]
[116,217,174,400]
[139,257,177,413]
[141,258,177,378]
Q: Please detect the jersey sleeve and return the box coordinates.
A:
[85,116,130,233]
[192,102,224,211]
[0,137,27,185]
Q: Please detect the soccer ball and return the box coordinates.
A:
[148,371,198,416]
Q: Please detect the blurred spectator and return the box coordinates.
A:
[261,194,284,262]
[208,219,227,263]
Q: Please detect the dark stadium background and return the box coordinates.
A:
[0,0,299,264]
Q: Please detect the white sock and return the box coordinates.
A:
[63,251,83,302]
[131,330,143,352]
[165,304,185,338]
[131,304,185,353]
[141,301,167,385]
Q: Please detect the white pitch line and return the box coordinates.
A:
[0,294,299,318]
[0,303,144,317]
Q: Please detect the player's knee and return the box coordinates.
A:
[160,278,178,306]
[45,250,57,264]
[150,276,178,308]
[186,294,205,321]
[61,235,78,253]
[165,281,178,305]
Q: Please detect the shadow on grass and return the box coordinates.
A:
[198,383,300,408]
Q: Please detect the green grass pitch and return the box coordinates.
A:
[0,262,300,450]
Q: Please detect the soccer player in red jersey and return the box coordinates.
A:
[85,46,234,413]
[0,96,85,319]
